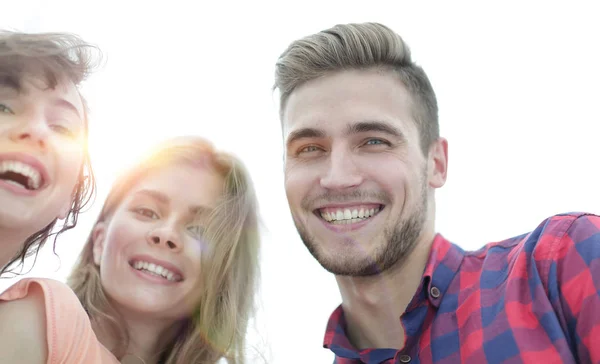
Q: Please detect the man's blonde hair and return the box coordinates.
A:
[274,22,439,154]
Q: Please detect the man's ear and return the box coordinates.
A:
[92,222,107,266]
[428,137,449,189]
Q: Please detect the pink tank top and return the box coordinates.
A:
[0,278,119,364]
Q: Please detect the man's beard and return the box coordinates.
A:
[294,179,428,277]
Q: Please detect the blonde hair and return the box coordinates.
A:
[0,30,100,275]
[274,22,439,154]
[67,136,261,363]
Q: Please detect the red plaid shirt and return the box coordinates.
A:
[324,212,600,363]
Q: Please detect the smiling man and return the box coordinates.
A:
[274,22,600,364]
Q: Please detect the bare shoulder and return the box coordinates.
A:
[0,282,48,363]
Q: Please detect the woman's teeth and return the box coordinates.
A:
[0,160,43,190]
[131,260,182,282]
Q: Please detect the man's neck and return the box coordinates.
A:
[335,230,435,351]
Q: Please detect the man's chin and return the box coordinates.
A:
[308,243,384,276]
[321,260,381,277]
[297,223,391,275]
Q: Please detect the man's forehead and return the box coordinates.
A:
[283,74,412,129]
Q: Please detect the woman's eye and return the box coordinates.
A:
[187,225,205,238]
[0,104,14,114]
[50,124,76,137]
[135,207,159,219]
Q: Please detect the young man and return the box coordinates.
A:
[274,22,600,363]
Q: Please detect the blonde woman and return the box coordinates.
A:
[0,136,261,363]
[0,31,98,275]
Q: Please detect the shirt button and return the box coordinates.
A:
[399,354,411,363]
[430,286,441,298]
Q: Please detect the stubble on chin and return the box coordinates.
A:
[295,205,426,277]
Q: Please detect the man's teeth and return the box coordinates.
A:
[320,207,381,224]
[0,161,42,190]
[132,260,180,282]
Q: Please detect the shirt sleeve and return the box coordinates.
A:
[541,214,600,363]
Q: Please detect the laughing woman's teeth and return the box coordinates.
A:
[0,161,43,190]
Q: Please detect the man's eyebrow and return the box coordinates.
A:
[285,127,326,147]
[345,120,405,138]
[285,120,405,148]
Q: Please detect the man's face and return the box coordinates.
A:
[282,69,447,276]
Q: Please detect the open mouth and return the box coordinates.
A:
[316,204,384,225]
[129,259,184,282]
[0,160,43,191]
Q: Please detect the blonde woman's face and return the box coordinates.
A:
[92,162,224,319]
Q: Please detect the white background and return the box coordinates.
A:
[1,1,599,363]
